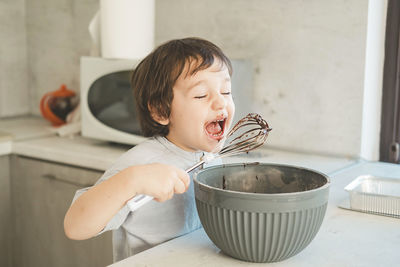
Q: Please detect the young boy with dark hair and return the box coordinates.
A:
[64,37,235,262]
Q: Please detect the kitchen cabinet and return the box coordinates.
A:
[11,155,113,267]
[0,155,12,267]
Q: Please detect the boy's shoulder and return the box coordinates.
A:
[97,137,172,182]
[113,136,173,168]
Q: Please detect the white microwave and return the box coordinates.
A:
[80,56,253,145]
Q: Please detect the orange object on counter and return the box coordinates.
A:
[40,84,77,126]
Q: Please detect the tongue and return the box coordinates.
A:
[206,122,222,134]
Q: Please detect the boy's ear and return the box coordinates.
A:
[148,104,169,125]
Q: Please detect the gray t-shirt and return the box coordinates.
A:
[72,136,219,262]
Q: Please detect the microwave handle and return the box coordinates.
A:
[127,194,154,212]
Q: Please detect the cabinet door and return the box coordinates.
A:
[11,156,113,267]
[0,155,12,267]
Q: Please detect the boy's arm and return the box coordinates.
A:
[63,163,190,240]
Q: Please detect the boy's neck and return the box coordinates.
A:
[161,136,202,154]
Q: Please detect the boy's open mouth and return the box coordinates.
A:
[205,118,226,140]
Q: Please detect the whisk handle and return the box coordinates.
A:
[185,160,206,173]
[127,194,153,212]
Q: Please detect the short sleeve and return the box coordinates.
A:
[70,169,132,235]
[97,205,131,235]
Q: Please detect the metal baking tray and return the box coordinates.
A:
[344,175,400,218]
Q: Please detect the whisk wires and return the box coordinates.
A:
[218,113,272,157]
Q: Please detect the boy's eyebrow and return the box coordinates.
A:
[189,77,231,90]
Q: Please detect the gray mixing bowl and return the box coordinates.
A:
[193,162,330,263]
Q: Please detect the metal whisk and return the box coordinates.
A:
[186,113,272,172]
[127,113,272,212]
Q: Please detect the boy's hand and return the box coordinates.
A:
[129,163,190,202]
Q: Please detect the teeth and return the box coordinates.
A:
[212,132,222,137]
[206,117,226,138]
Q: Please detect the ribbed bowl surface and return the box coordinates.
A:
[194,163,330,263]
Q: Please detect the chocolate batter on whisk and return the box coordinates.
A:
[219,113,272,156]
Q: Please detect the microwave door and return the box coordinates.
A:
[87,70,142,136]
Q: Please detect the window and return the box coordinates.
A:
[380,0,400,163]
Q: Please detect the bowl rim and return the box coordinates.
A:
[193,162,331,198]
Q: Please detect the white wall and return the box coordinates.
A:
[156,0,369,158]
[0,0,29,117]
[25,0,98,113]
[2,0,377,159]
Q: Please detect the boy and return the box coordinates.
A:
[64,37,235,262]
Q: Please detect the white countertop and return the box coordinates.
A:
[0,131,12,156]
[0,116,55,157]
[12,135,128,171]
[0,116,55,140]
[0,116,358,173]
[0,116,128,170]
[5,116,395,267]
[111,161,400,267]
[12,136,358,172]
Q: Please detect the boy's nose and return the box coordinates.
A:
[211,93,226,110]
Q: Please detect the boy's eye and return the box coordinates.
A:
[222,91,231,96]
[194,95,207,99]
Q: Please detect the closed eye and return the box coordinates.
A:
[194,95,207,99]
[222,92,231,96]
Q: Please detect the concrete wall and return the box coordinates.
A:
[1,0,370,158]
[25,0,98,113]
[0,0,29,117]
[156,0,369,158]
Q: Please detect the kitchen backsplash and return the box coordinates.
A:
[0,0,29,117]
[156,0,368,158]
[1,0,368,158]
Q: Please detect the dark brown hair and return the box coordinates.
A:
[131,37,232,137]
